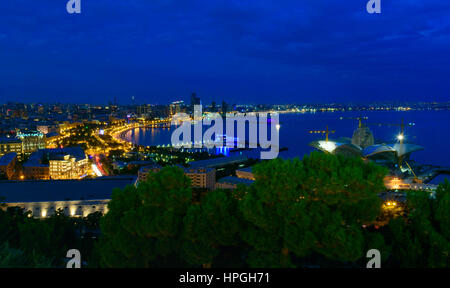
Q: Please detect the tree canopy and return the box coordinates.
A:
[238,152,387,267]
[2,152,447,268]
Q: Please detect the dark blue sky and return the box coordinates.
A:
[1,0,449,105]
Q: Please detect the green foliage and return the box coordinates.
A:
[16,210,80,266]
[238,152,386,267]
[0,206,102,268]
[83,211,103,230]
[363,231,391,263]
[0,171,8,180]
[0,207,30,245]
[383,217,425,267]
[182,189,242,267]
[0,242,28,267]
[384,181,450,268]
[1,151,446,268]
[0,242,52,268]
[182,204,219,266]
[99,166,192,267]
[435,179,450,239]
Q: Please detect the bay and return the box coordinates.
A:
[124,110,450,183]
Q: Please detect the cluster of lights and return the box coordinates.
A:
[42,118,178,179]
[383,201,398,210]
[318,140,337,153]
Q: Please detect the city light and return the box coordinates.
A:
[318,140,337,153]
[92,163,103,177]
[383,200,400,211]
[0,0,449,271]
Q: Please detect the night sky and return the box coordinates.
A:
[1,0,449,105]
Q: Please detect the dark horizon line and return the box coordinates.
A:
[1,100,450,106]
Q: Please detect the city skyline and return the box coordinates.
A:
[0,0,449,271]
[2,99,450,106]
[1,0,450,105]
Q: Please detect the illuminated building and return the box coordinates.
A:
[0,152,17,180]
[351,125,374,148]
[137,104,152,117]
[182,167,216,190]
[361,143,423,161]
[190,93,201,113]
[137,164,162,182]
[236,167,255,180]
[37,125,50,134]
[137,164,214,190]
[187,155,248,169]
[23,147,88,180]
[310,120,424,164]
[170,101,184,117]
[16,130,46,155]
[23,164,49,180]
[0,177,134,218]
[36,125,58,135]
[383,176,438,192]
[49,154,88,180]
[216,176,254,190]
[59,122,82,133]
[0,138,22,158]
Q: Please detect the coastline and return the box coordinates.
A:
[124,110,450,167]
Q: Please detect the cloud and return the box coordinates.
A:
[0,0,449,103]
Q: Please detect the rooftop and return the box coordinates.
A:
[188,155,248,168]
[23,147,86,167]
[236,166,253,173]
[177,164,215,173]
[217,176,254,186]
[0,137,21,144]
[16,130,44,137]
[128,160,155,166]
[0,176,135,203]
[138,164,162,172]
[0,152,17,166]
[46,132,58,138]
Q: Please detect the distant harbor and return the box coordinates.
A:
[124,110,450,184]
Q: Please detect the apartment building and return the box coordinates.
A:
[183,167,216,190]
[0,138,22,158]
[23,147,88,180]
[235,166,255,180]
[0,177,134,218]
[0,152,17,180]
[49,154,89,180]
[16,130,46,155]
[137,164,162,182]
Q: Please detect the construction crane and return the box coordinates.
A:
[404,160,423,184]
[364,119,414,145]
[339,116,369,128]
[365,119,417,168]
[309,126,335,142]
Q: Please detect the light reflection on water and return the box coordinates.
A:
[124,126,231,156]
[124,110,450,167]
